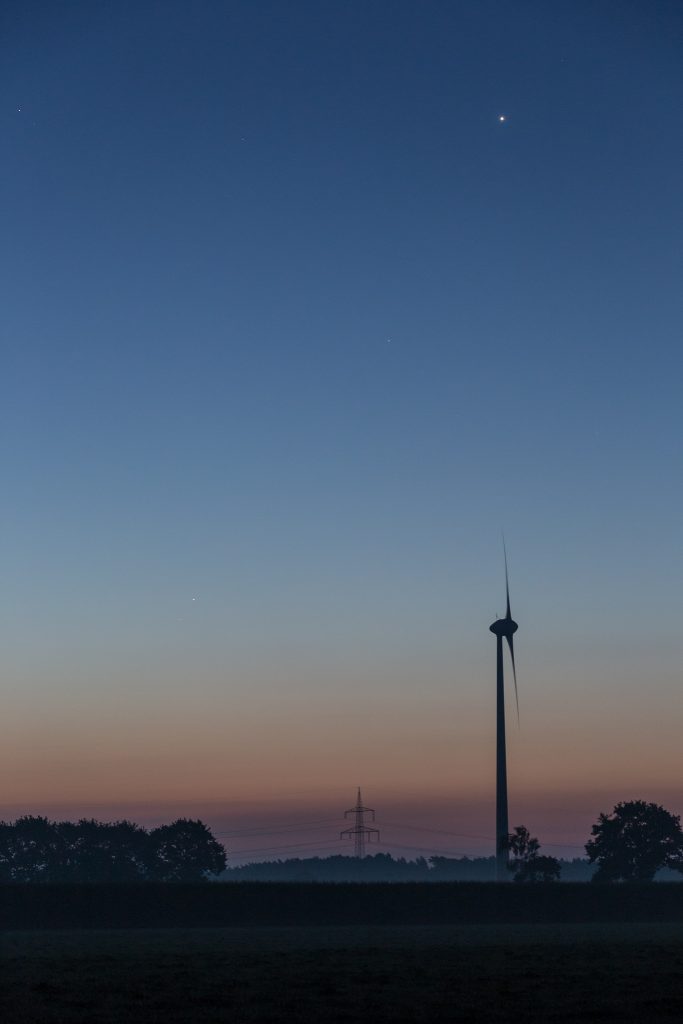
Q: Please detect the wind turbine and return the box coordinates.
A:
[489,544,519,881]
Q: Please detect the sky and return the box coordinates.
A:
[2,0,683,862]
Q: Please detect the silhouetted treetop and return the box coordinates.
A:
[0,817,226,883]
[57,819,149,882]
[504,826,561,883]
[147,819,226,882]
[0,816,64,883]
[586,800,683,883]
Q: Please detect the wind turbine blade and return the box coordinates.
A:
[506,634,520,725]
[502,534,511,619]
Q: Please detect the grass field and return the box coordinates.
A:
[3,923,683,1022]
[5,881,683,928]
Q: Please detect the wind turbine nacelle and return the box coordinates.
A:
[489,618,518,637]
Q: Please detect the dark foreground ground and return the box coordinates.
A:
[3,923,683,1023]
[4,881,683,928]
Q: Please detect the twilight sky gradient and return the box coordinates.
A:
[2,1,683,861]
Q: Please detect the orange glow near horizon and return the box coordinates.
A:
[3,658,682,861]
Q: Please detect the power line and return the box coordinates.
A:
[215,817,341,838]
[214,815,585,854]
[229,837,345,857]
[381,820,585,851]
[379,841,467,857]
[381,820,494,843]
[215,822,341,840]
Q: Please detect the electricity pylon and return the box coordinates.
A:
[341,788,379,858]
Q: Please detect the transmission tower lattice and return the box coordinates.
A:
[341,788,379,858]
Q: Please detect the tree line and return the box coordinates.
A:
[2,800,682,884]
[0,817,226,882]
[222,852,595,882]
[225,801,683,884]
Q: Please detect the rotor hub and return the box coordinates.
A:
[489,617,518,637]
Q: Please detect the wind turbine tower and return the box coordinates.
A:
[489,548,519,881]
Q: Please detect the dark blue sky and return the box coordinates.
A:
[2,1,682,849]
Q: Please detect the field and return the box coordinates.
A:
[4,881,683,928]
[3,922,683,1023]
[3,886,683,1021]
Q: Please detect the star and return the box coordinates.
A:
[498,114,506,123]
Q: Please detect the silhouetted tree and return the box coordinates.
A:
[0,816,227,883]
[147,819,226,881]
[0,816,65,882]
[505,826,561,883]
[586,800,683,882]
[0,822,14,882]
[57,819,149,882]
